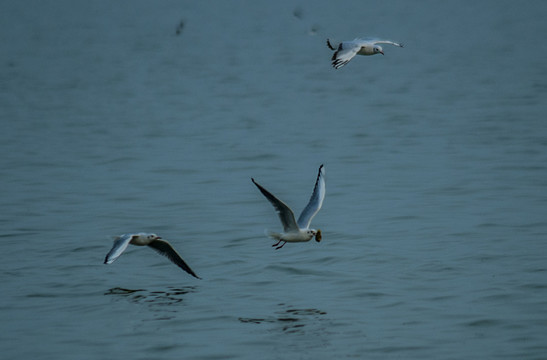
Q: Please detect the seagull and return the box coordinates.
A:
[327,38,404,69]
[104,232,200,279]
[252,165,325,250]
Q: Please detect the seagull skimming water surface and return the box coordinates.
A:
[104,232,200,279]
[252,165,325,250]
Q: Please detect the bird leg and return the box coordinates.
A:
[275,241,287,250]
[272,239,283,247]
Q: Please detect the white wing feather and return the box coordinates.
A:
[104,234,133,264]
[370,39,404,47]
[297,165,325,229]
[331,41,361,69]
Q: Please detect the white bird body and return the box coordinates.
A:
[252,165,325,249]
[125,233,156,246]
[266,229,316,243]
[355,45,380,56]
[327,38,403,69]
[104,232,200,279]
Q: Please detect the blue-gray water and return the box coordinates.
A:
[1,1,547,359]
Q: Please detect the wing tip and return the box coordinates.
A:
[251,177,261,188]
[331,58,348,69]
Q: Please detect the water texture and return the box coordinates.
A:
[1,1,547,359]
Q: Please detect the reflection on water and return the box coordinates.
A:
[105,286,197,309]
[239,304,327,334]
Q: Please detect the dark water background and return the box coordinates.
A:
[1,1,547,359]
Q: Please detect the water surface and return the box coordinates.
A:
[1,1,547,359]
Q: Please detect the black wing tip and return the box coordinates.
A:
[251,178,260,187]
[252,178,265,190]
[332,58,348,69]
[176,261,201,279]
[186,269,201,279]
[317,164,325,181]
[177,261,201,279]
[179,265,201,279]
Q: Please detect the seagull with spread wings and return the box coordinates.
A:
[104,232,200,278]
[327,38,403,69]
[252,165,325,250]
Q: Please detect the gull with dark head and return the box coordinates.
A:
[252,165,325,250]
[327,38,403,69]
[104,232,200,278]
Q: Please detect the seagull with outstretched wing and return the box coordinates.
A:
[327,38,404,69]
[104,232,200,279]
[252,165,325,249]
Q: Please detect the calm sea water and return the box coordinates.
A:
[1,1,547,359]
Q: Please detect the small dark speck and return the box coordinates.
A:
[175,20,184,35]
[309,25,320,36]
[293,7,304,20]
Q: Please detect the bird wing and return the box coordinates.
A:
[297,165,325,229]
[371,39,404,47]
[252,178,299,233]
[104,234,134,264]
[326,38,338,50]
[148,239,200,279]
[331,41,361,69]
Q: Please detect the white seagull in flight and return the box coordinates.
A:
[252,165,325,250]
[104,232,200,278]
[327,38,404,69]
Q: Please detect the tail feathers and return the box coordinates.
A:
[264,229,283,240]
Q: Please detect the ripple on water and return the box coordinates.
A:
[104,286,197,310]
[239,304,328,334]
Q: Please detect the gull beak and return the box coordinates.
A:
[380,51,384,55]
[315,229,322,242]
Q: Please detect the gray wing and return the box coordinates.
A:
[297,165,325,229]
[104,234,134,264]
[371,39,404,47]
[148,239,200,279]
[331,41,361,69]
[252,178,299,232]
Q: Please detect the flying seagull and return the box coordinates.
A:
[252,165,325,250]
[104,232,200,278]
[327,38,403,69]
